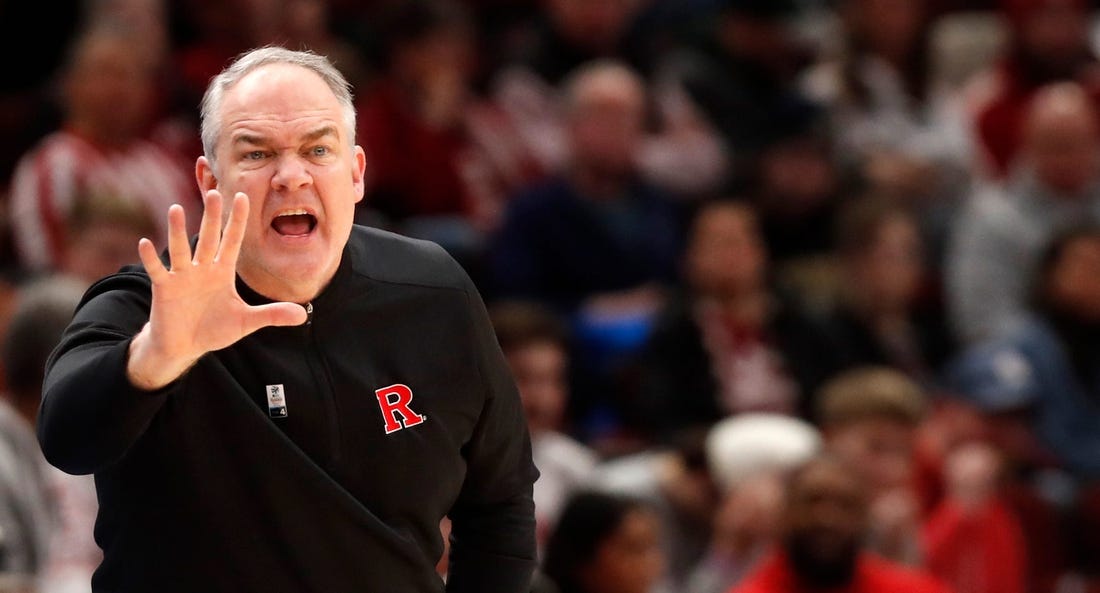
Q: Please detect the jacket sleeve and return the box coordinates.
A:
[37,271,180,475]
[445,273,539,593]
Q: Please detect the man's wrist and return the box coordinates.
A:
[126,325,194,391]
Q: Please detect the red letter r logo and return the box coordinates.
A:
[374,384,427,434]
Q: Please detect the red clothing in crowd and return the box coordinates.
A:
[356,81,543,227]
[729,550,953,593]
[968,0,1100,177]
[971,62,1100,178]
[357,81,473,219]
[922,498,1027,593]
[8,128,197,270]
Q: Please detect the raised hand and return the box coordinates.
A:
[126,190,308,391]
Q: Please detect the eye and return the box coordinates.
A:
[310,145,330,157]
[244,150,268,161]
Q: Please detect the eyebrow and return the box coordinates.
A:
[231,133,266,147]
[302,126,339,143]
[230,126,340,147]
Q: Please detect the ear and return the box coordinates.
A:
[196,156,218,193]
[352,145,367,205]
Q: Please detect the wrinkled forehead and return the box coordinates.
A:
[219,63,348,140]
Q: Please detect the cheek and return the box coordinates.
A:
[246,201,267,234]
[325,202,357,238]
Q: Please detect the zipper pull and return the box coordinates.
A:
[305,302,314,325]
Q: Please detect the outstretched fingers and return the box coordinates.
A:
[215,192,250,266]
[137,237,170,283]
[166,204,192,272]
[192,190,224,265]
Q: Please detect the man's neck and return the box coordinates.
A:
[237,269,330,306]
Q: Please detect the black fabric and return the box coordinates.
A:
[488,175,684,311]
[630,292,844,439]
[38,225,538,593]
[823,304,957,384]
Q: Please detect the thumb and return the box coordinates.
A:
[243,302,309,335]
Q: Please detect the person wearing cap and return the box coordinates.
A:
[683,413,821,593]
[948,222,1100,481]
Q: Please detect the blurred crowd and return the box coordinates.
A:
[2,0,1100,591]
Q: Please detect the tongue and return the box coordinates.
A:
[272,214,313,236]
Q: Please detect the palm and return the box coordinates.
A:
[148,255,262,358]
[132,191,306,389]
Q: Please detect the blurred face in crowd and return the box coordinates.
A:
[98,0,169,59]
[567,66,646,180]
[849,214,924,313]
[714,472,785,556]
[63,221,151,286]
[198,63,366,303]
[782,459,868,588]
[759,137,837,216]
[548,0,640,53]
[826,418,916,495]
[1023,83,1100,195]
[1015,0,1089,73]
[393,25,476,97]
[719,8,806,77]
[507,340,569,436]
[846,0,924,62]
[1045,234,1100,322]
[686,203,767,298]
[65,32,158,144]
[578,507,666,593]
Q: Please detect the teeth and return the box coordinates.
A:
[275,208,310,217]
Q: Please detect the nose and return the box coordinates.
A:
[271,154,312,191]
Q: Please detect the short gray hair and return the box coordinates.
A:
[199,46,356,169]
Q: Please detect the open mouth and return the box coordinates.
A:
[271,209,317,237]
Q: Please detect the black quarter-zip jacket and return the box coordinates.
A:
[37,225,538,593]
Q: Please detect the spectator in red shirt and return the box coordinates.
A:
[965,0,1100,179]
[729,455,953,593]
[816,368,1028,593]
[817,368,930,565]
[8,23,199,273]
[356,0,543,267]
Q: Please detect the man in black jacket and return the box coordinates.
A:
[36,46,538,593]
